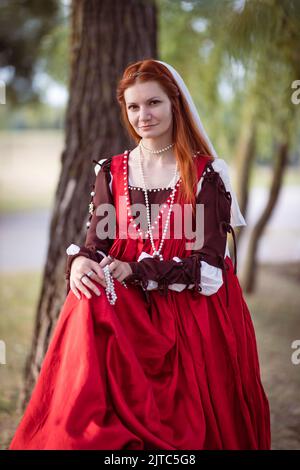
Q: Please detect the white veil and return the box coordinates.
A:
[155,60,246,227]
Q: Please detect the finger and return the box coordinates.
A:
[81,275,101,297]
[108,261,118,273]
[75,277,92,299]
[91,263,105,280]
[117,272,127,282]
[96,278,107,288]
[70,279,81,300]
[87,266,106,287]
[99,256,113,268]
[111,266,123,280]
[89,274,107,288]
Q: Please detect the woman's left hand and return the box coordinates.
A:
[99,256,132,282]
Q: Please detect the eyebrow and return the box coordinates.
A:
[127,96,161,106]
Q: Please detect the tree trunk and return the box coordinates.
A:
[241,139,289,293]
[227,97,257,265]
[233,119,256,247]
[20,0,157,411]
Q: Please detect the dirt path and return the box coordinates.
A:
[247,263,300,449]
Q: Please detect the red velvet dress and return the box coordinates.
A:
[9,152,271,450]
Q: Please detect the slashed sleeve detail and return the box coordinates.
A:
[125,159,237,306]
[65,157,114,283]
[125,251,204,298]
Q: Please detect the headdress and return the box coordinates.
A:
[155,60,246,227]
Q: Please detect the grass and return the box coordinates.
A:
[0,271,43,449]
[0,130,62,214]
[0,264,299,449]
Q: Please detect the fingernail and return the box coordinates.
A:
[96,291,100,296]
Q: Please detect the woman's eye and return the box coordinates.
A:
[128,100,160,110]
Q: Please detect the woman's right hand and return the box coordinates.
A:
[70,256,106,300]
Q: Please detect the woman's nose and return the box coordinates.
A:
[139,107,151,120]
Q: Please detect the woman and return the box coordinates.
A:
[9,59,271,450]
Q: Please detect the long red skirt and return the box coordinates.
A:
[9,257,271,450]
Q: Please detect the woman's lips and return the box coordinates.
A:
[140,124,156,129]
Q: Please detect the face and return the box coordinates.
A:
[124,80,173,139]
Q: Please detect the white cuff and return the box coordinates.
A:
[66,243,80,255]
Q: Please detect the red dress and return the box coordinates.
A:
[9,152,271,450]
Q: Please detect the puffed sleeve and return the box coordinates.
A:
[125,159,237,306]
[65,157,114,285]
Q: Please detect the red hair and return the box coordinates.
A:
[116,59,214,211]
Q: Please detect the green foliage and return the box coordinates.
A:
[0,0,68,106]
[38,18,70,86]
[157,0,300,163]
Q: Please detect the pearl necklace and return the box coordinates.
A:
[138,143,179,261]
[123,151,181,241]
[140,140,174,154]
[102,148,199,304]
[103,265,117,305]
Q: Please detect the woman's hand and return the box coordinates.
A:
[70,256,106,300]
[100,256,132,282]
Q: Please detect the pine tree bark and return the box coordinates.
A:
[20,0,157,410]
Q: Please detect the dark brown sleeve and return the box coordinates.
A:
[65,158,114,283]
[193,162,232,268]
[125,163,233,298]
[125,254,203,297]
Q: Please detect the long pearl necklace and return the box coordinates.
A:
[138,142,179,261]
[123,151,181,241]
[140,140,174,154]
[103,265,117,305]
[100,147,199,304]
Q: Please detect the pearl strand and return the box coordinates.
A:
[123,150,181,240]
[103,265,117,305]
[140,140,174,154]
[138,142,179,238]
[138,143,179,260]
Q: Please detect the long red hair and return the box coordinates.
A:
[116,59,214,210]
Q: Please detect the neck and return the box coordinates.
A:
[139,138,175,164]
[141,137,172,152]
[139,147,176,166]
